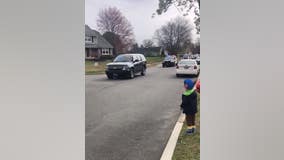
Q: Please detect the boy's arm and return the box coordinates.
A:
[180,103,183,110]
[180,95,184,110]
[193,93,198,110]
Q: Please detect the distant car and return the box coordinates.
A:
[105,53,147,79]
[162,55,177,67]
[182,54,191,59]
[176,59,200,77]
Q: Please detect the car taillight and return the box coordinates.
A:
[194,65,197,69]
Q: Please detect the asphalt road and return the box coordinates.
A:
[86,64,197,160]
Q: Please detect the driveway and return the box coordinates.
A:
[86,65,197,160]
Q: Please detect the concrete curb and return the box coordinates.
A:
[160,113,185,160]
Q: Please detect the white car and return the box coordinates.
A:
[176,59,200,77]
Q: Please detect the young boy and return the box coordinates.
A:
[180,79,198,134]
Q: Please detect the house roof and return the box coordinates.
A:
[85,25,114,49]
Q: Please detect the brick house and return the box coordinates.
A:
[85,25,114,60]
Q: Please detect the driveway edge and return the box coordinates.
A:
[160,113,185,160]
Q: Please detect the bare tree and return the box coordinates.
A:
[142,39,155,48]
[97,7,135,52]
[103,32,123,55]
[155,0,200,34]
[155,17,193,54]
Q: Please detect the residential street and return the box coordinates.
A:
[86,65,197,160]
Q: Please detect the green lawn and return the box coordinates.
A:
[85,60,112,75]
[85,56,164,75]
[172,94,200,160]
[146,56,164,67]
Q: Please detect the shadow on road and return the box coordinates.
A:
[94,75,146,82]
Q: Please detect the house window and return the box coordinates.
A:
[92,36,97,44]
[101,49,110,55]
[85,36,97,44]
[85,36,92,43]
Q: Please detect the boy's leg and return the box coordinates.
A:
[186,115,191,126]
[186,114,196,134]
[186,114,195,126]
[191,114,196,132]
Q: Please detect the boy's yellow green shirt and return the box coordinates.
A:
[183,88,195,96]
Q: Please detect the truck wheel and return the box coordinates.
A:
[107,74,113,79]
[129,69,134,79]
[141,67,146,76]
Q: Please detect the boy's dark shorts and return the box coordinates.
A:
[183,110,197,115]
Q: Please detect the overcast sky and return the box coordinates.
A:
[85,0,197,45]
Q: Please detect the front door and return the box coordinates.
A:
[133,55,141,73]
[85,48,90,58]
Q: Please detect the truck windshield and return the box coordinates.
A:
[164,56,172,61]
[114,55,133,62]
